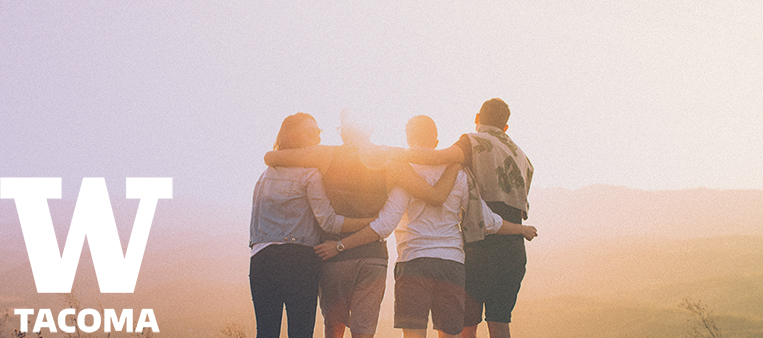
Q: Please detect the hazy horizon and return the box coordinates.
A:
[2,185,762,337]
[2,2,762,204]
[2,1,762,337]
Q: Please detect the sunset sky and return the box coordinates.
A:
[2,1,762,208]
[2,3,763,336]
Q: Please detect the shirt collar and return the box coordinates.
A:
[476,124,505,134]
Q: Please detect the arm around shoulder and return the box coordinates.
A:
[313,188,409,260]
[386,162,461,206]
[496,220,538,241]
[339,217,376,233]
[264,144,332,171]
[314,226,381,260]
[398,144,465,165]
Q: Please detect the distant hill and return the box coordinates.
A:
[527,185,763,247]
[2,185,762,337]
[517,234,763,337]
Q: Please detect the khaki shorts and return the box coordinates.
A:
[320,257,387,335]
[394,257,465,335]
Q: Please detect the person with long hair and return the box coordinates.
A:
[264,110,461,338]
[314,115,537,338]
[249,112,375,338]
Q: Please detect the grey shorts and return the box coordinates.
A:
[394,257,465,335]
[319,257,388,335]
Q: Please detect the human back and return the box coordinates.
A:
[248,112,340,338]
[394,115,469,263]
[461,98,533,338]
[250,166,330,247]
[250,113,333,249]
[390,99,537,338]
[392,115,471,338]
[394,163,467,263]
[465,126,532,216]
[464,98,533,215]
[322,144,388,218]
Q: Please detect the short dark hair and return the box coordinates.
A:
[405,115,438,149]
[274,112,317,150]
[479,98,510,128]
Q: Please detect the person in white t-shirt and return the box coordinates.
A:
[314,115,537,338]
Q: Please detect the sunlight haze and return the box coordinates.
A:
[2,2,763,337]
[2,1,761,205]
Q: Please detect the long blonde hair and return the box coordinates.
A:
[274,113,317,150]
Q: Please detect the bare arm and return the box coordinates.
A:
[305,169,345,235]
[478,198,537,241]
[339,217,376,233]
[314,227,381,260]
[496,220,538,241]
[386,162,460,206]
[306,169,374,234]
[264,144,333,173]
[314,187,409,260]
[395,144,465,165]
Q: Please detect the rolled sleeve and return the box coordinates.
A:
[455,134,473,168]
[369,187,410,239]
[305,170,346,234]
[481,199,504,235]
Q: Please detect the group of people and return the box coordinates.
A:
[248,98,537,338]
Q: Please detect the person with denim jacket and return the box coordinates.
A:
[249,113,374,338]
[263,110,460,338]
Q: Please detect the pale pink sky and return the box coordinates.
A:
[1,5,762,334]
[1,1,762,208]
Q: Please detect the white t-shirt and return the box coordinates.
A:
[369,165,503,264]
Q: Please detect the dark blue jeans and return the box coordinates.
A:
[249,244,321,338]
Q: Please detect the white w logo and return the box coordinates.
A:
[0,177,172,293]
